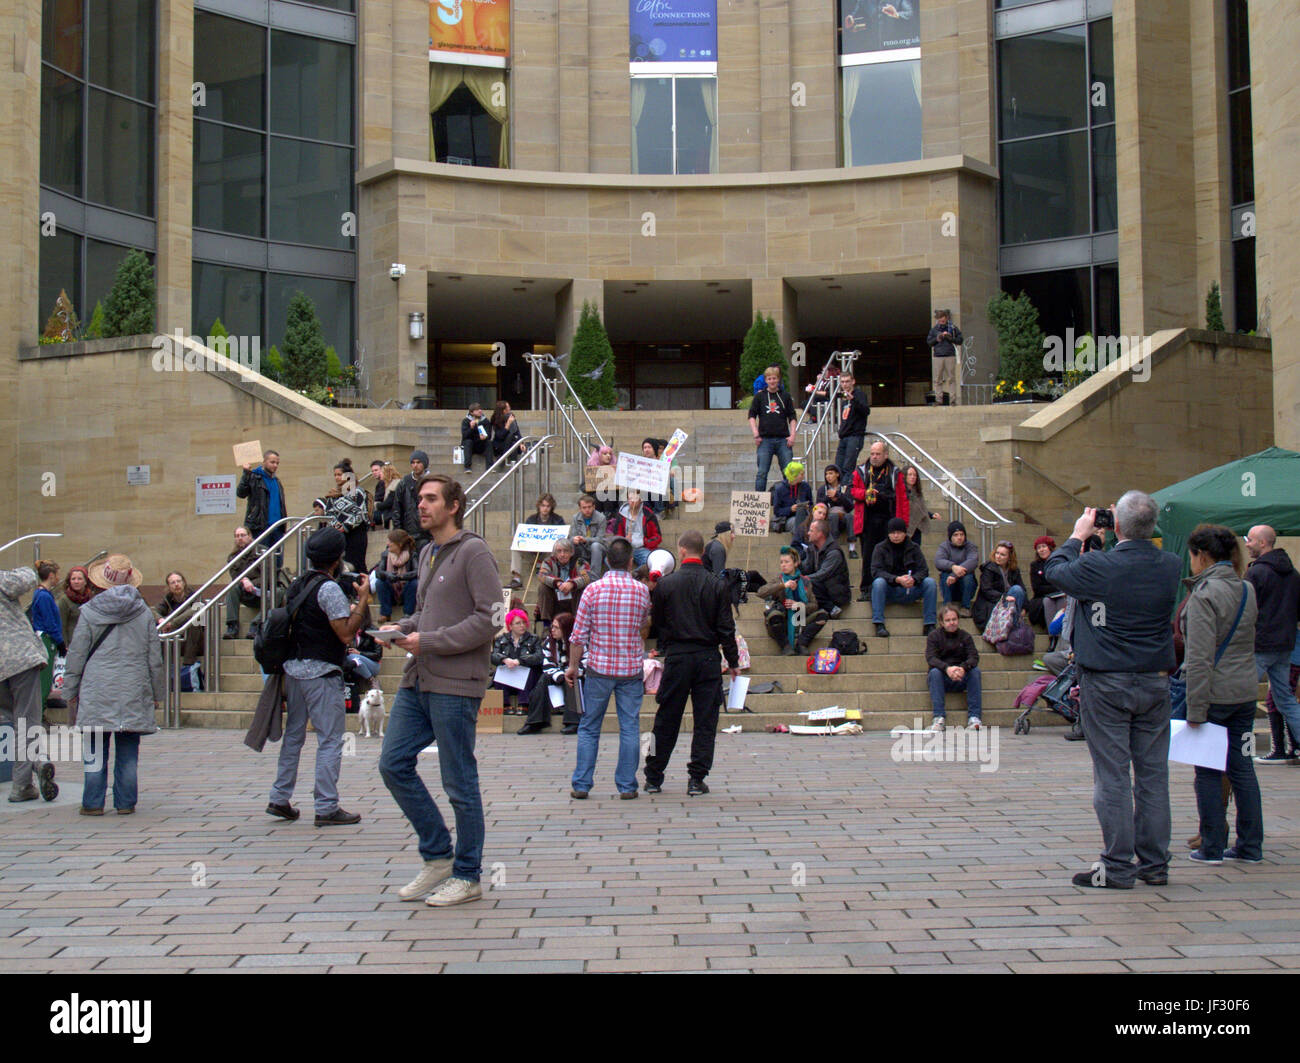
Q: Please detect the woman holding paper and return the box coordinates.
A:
[490,609,543,713]
[1180,524,1262,865]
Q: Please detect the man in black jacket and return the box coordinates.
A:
[926,309,964,406]
[925,604,981,731]
[869,517,936,638]
[802,519,850,618]
[460,404,490,472]
[644,530,739,797]
[814,370,871,477]
[236,449,287,540]
[1245,525,1300,756]
[390,450,431,554]
[1044,493,1181,890]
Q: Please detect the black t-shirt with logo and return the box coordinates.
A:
[748,388,796,438]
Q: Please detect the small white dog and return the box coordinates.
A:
[359,687,386,738]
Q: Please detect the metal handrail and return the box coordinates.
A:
[864,430,1010,562]
[527,352,608,461]
[0,533,63,565]
[881,430,1012,528]
[792,350,861,469]
[465,433,545,499]
[1012,454,1089,509]
[465,435,559,539]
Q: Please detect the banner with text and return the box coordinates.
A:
[838,0,920,55]
[629,0,717,62]
[615,452,671,496]
[730,491,771,537]
[510,523,571,553]
[430,0,510,62]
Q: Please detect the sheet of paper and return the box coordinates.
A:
[493,663,529,690]
[1169,720,1229,770]
[549,684,566,708]
[727,675,750,711]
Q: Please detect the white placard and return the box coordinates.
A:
[1169,720,1229,770]
[196,475,238,515]
[493,663,530,690]
[727,675,750,711]
[802,706,845,721]
[661,429,688,462]
[549,685,566,708]
[730,491,771,537]
[509,523,570,553]
[615,452,671,495]
[126,465,150,486]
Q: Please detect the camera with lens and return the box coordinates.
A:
[1093,508,1115,530]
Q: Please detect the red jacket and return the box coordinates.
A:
[849,463,907,536]
[608,509,662,552]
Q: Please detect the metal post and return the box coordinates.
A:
[170,637,183,727]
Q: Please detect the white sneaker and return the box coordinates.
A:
[968,718,982,731]
[930,717,945,732]
[398,858,453,900]
[426,877,483,907]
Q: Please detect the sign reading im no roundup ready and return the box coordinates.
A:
[730,491,770,537]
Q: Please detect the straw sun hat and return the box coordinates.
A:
[87,553,144,589]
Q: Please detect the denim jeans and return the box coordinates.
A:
[375,576,417,619]
[928,667,982,720]
[572,670,643,794]
[379,683,485,881]
[347,654,381,682]
[1257,650,1300,739]
[1005,585,1027,611]
[755,438,793,492]
[273,674,346,817]
[1192,700,1263,860]
[81,731,140,811]
[941,572,976,608]
[632,547,652,567]
[834,435,864,478]
[870,577,937,625]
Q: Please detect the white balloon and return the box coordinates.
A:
[647,549,675,577]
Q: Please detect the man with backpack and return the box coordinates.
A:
[265,527,372,826]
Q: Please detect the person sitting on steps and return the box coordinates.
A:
[758,547,828,656]
[869,517,938,638]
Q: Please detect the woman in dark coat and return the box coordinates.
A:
[491,400,523,465]
[971,540,1027,630]
[490,609,544,712]
[518,612,582,735]
[1026,535,1065,629]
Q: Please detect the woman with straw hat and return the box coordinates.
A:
[63,554,164,815]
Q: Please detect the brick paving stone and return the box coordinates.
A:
[3,729,1299,972]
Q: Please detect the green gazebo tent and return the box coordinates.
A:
[1152,447,1300,574]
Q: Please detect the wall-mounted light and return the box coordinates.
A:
[408,311,425,341]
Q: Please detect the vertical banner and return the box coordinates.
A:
[839,0,920,55]
[430,0,510,62]
[629,0,717,62]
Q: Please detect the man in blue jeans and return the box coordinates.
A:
[748,365,796,492]
[925,604,981,731]
[1245,525,1300,746]
[869,518,937,638]
[378,474,500,908]
[566,538,651,799]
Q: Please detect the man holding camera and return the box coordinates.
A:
[1044,493,1181,889]
[926,310,963,407]
[267,527,372,826]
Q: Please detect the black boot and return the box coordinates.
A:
[1258,712,1297,763]
[223,621,239,640]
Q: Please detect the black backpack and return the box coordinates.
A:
[719,568,748,612]
[829,629,863,656]
[253,572,328,675]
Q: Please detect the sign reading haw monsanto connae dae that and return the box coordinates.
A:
[730,491,771,537]
[430,0,510,62]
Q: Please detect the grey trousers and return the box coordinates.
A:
[1077,668,1172,884]
[272,673,346,816]
[0,665,46,789]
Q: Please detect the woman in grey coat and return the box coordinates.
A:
[1180,525,1261,865]
[62,555,164,815]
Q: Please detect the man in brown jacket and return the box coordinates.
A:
[378,474,500,908]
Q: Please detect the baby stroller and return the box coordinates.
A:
[1012,661,1081,736]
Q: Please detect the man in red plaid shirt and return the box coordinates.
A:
[566,537,651,799]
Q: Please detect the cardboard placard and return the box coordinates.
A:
[730,491,771,537]
[233,439,263,468]
[615,452,670,495]
[510,523,570,553]
[583,465,617,495]
[476,689,504,734]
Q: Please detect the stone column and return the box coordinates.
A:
[155,0,194,335]
[555,278,603,366]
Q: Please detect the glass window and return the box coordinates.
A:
[40,65,82,197]
[673,77,718,175]
[998,26,1087,140]
[86,238,141,316]
[1088,19,1113,126]
[43,0,83,77]
[86,89,154,216]
[266,273,353,356]
[193,261,264,342]
[1227,0,1250,91]
[194,120,265,236]
[271,31,352,143]
[38,229,81,332]
[842,60,922,166]
[1092,124,1116,231]
[1093,264,1119,339]
[1002,267,1091,342]
[1000,131,1090,243]
[1229,90,1254,205]
[631,78,673,175]
[1233,237,1256,332]
[268,137,353,248]
[195,12,265,129]
[88,0,154,102]
[432,84,501,166]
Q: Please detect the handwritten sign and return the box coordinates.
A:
[584,465,617,495]
[661,428,688,462]
[802,706,845,721]
[730,491,771,537]
[196,475,237,515]
[476,689,504,734]
[510,523,570,553]
[233,439,263,468]
[616,452,670,495]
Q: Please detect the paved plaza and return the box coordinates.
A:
[2,727,1300,974]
